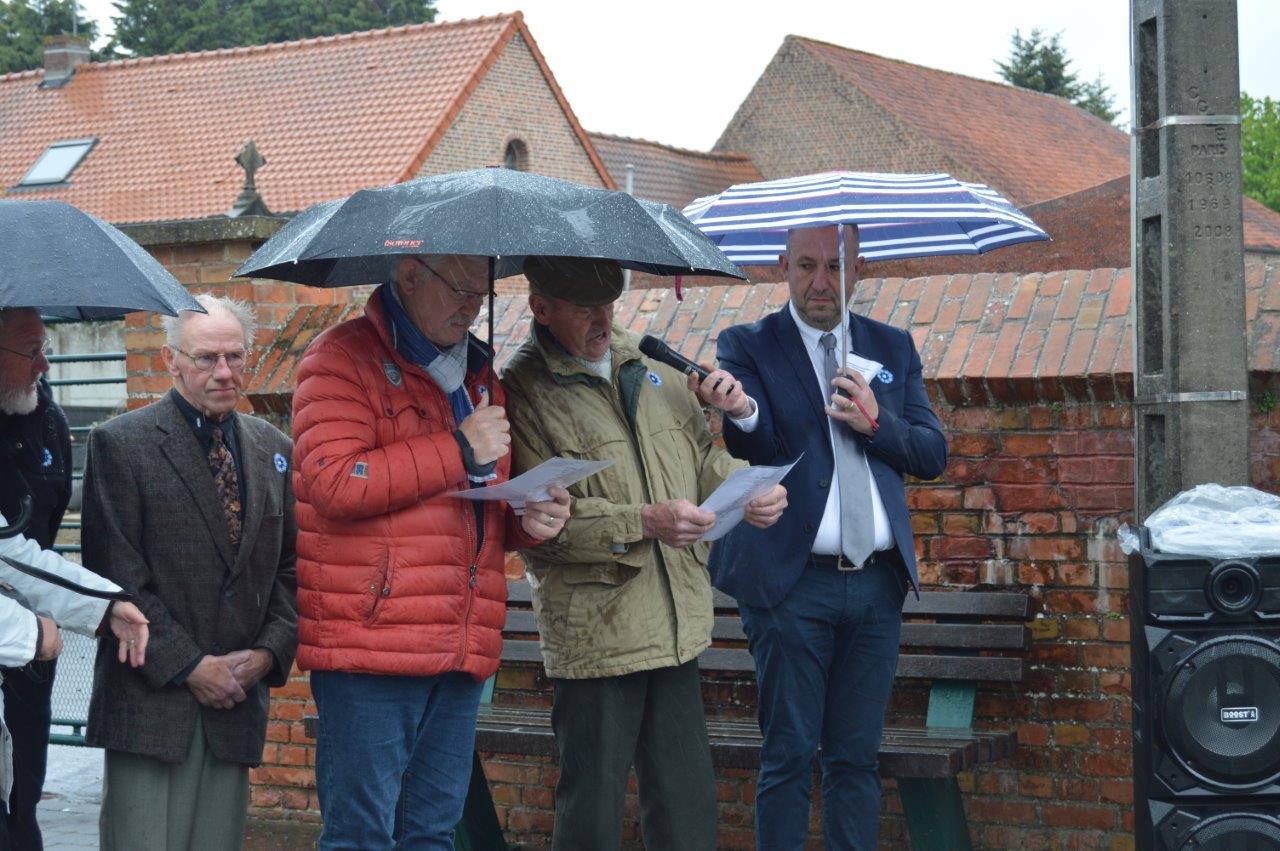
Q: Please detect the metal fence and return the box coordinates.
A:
[44,319,126,745]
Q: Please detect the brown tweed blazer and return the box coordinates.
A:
[82,394,297,765]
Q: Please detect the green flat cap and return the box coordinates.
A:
[524,256,624,307]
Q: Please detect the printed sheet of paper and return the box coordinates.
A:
[844,352,883,383]
[698,456,801,542]
[449,457,613,508]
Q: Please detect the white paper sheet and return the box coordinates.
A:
[698,456,801,542]
[844,352,883,383]
[448,457,614,508]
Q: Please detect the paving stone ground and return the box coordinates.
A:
[39,743,320,850]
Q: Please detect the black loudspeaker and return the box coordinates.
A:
[1130,527,1280,850]
[1148,803,1280,848]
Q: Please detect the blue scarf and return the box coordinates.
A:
[381,284,475,426]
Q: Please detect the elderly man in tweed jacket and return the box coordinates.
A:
[82,295,297,851]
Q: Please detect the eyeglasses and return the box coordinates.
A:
[0,339,52,363]
[409,257,489,304]
[173,347,248,372]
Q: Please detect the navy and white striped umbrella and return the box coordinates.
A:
[681,171,1048,265]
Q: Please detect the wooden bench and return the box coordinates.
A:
[472,579,1033,850]
[303,579,1032,849]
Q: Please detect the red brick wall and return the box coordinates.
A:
[119,247,1277,845]
[120,221,352,411]
[249,395,1280,848]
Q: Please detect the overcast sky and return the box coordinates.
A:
[80,0,1280,151]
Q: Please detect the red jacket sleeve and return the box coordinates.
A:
[292,335,467,522]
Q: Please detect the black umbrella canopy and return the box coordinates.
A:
[0,200,204,320]
[234,168,745,286]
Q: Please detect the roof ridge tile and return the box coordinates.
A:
[789,33,1085,107]
[588,131,754,162]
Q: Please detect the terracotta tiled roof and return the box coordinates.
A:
[870,176,1280,279]
[247,256,1280,411]
[794,37,1130,206]
[588,132,762,211]
[0,13,611,224]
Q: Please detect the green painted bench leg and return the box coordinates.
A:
[900,679,978,849]
[897,777,974,851]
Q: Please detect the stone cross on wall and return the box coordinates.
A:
[228,140,271,218]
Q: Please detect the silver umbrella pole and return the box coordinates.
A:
[838,224,849,368]
[836,224,848,562]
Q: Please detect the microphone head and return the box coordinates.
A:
[638,335,668,359]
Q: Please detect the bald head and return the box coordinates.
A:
[779,225,867,332]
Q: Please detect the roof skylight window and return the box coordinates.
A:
[19,138,96,186]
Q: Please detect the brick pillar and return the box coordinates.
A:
[119,216,354,412]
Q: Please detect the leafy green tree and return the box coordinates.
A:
[995,28,1119,124]
[0,0,98,74]
[1242,91,1280,213]
[107,0,436,58]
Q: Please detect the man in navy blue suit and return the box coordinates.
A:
[711,224,947,849]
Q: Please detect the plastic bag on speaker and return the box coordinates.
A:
[1119,484,1280,557]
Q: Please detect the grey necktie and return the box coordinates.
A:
[820,332,875,567]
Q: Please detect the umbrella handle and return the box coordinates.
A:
[0,555,135,603]
[0,495,32,539]
[487,255,496,397]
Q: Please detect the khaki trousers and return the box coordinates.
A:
[100,714,249,851]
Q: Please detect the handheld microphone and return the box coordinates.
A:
[639,335,710,381]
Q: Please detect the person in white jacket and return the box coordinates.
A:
[0,510,148,820]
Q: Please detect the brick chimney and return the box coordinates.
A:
[42,36,91,88]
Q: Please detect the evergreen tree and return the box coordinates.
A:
[1074,74,1120,125]
[107,0,436,58]
[996,28,1119,124]
[0,0,98,74]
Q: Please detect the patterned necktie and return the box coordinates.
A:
[208,425,242,551]
[820,332,875,567]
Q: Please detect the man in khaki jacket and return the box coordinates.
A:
[502,257,787,851]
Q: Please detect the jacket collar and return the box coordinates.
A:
[530,321,642,386]
[364,284,493,383]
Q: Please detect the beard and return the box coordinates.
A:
[0,382,38,416]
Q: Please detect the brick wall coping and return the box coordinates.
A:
[119,215,287,247]
[243,259,1279,411]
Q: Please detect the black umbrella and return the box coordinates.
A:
[0,200,205,320]
[235,168,744,285]
[234,168,745,377]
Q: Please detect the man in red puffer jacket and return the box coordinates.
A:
[291,254,570,851]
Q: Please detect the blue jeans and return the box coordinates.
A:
[311,670,485,851]
[739,554,907,851]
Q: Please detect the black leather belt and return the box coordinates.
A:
[809,549,900,572]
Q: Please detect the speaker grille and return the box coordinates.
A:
[1163,637,1280,789]
[1178,813,1280,849]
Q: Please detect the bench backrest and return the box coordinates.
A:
[502,580,1032,685]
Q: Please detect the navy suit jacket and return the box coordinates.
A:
[709,306,947,608]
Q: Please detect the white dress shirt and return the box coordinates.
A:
[733,303,892,555]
